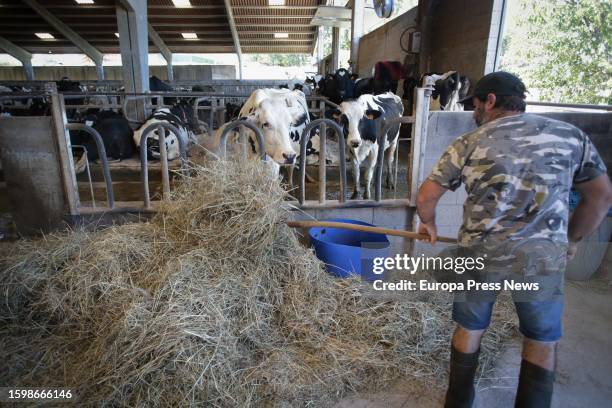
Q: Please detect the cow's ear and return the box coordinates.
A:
[253,89,268,106]
[325,108,341,120]
[365,109,382,120]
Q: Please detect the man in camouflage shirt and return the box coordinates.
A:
[416,72,612,408]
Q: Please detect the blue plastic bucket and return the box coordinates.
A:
[309,218,390,279]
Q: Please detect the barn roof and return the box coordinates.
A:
[0,0,325,54]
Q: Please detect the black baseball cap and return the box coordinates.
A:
[459,71,527,108]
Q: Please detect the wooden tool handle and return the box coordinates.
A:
[286,220,457,244]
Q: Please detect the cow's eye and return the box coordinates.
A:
[262,122,270,128]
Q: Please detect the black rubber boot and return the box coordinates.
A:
[514,359,555,408]
[444,346,480,408]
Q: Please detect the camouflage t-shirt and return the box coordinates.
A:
[429,113,607,248]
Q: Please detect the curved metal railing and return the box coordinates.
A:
[298,118,346,205]
[65,122,115,209]
[138,121,187,208]
[217,119,265,160]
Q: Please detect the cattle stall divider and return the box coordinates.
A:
[298,119,347,204]
[138,122,188,209]
[2,81,435,252]
[53,88,341,216]
[217,119,266,161]
[65,123,115,209]
[286,85,434,262]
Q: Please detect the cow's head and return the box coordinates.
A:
[241,90,304,165]
[326,100,382,150]
[170,99,202,134]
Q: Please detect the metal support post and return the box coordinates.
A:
[350,0,364,74]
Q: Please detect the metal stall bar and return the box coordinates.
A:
[318,121,327,203]
[157,124,171,200]
[374,116,416,202]
[139,122,187,209]
[192,96,216,133]
[123,95,154,125]
[217,120,265,160]
[299,119,346,205]
[317,99,329,204]
[62,93,122,111]
[408,85,434,206]
[65,123,115,209]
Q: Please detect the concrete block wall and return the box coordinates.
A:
[414,111,476,256]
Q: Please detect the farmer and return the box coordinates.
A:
[415,71,612,407]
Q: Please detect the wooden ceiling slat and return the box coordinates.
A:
[0,0,320,54]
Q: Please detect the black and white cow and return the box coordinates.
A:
[133,99,200,160]
[327,93,404,199]
[218,88,335,180]
[421,71,470,111]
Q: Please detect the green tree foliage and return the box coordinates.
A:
[250,53,311,67]
[501,0,611,105]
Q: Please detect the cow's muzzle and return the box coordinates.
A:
[283,153,296,164]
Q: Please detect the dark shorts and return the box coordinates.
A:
[452,296,564,342]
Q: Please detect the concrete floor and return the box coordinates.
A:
[334,279,612,408]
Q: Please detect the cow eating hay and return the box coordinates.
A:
[0,160,517,406]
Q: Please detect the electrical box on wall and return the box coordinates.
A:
[409,31,421,53]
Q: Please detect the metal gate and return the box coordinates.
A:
[1,80,437,222]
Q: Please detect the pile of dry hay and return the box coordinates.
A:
[0,160,517,406]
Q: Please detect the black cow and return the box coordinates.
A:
[71,110,134,162]
[149,75,175,105]
[56,77,84,118]
[320,68,355,104]
[224,102,244,123]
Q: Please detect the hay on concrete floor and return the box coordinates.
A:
[0,160,517,407]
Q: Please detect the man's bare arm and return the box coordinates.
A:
[569,173,612,242]
[416,179,449,244]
